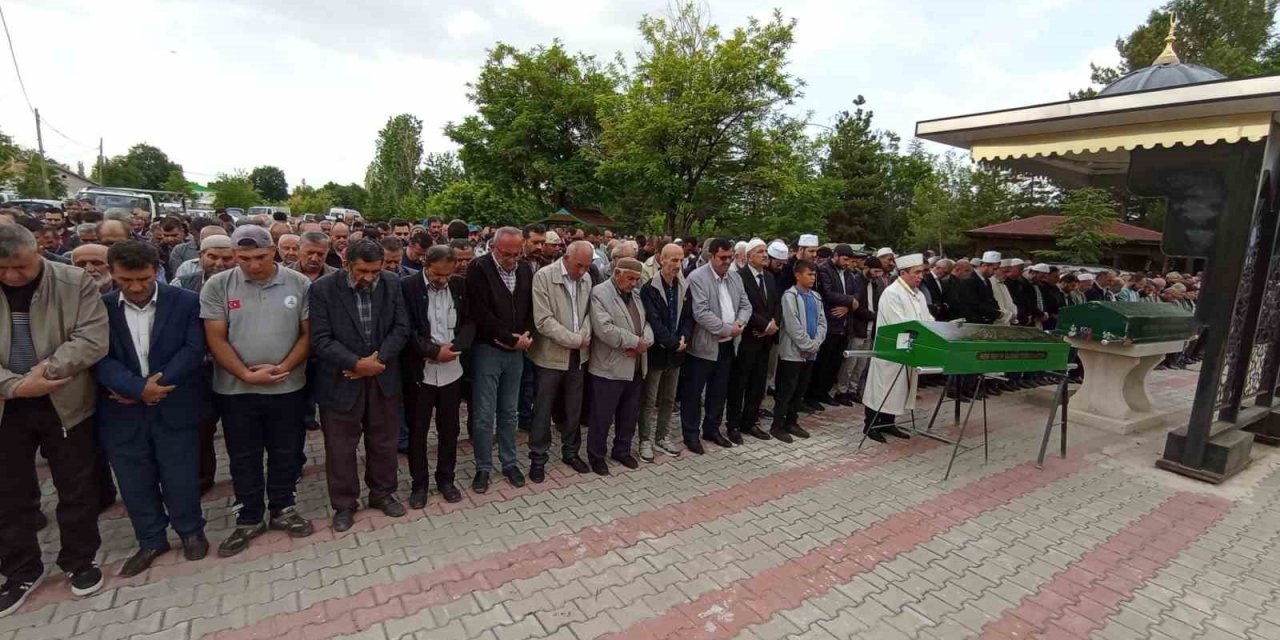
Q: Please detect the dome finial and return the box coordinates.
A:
[1153,11,1181,65]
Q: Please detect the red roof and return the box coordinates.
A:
[966,215,1161,243]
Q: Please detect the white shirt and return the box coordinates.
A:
[120,286,159,377]
[421,276,463,387]
[715,271,736,342]
[561,262,582,333]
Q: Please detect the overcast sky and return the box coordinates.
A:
[2,0,1155,188]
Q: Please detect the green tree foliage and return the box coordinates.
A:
[365,114,425,220]
[15,154,65,198]
[92,143,183,190]
[426,179,541,226]
[0,128,18,187]
[249,166,289,202]
[598,3,802,236]
[1073,0,1280,98]
[161,169,195,202]
[446,42,617,209]
[821,96,894,245]
[320,182,369,211]
[419,152,465,199]
[210,171,260,210]
[1038,188,1125,264]
[288,184,334,215]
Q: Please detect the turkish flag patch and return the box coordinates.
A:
[229,299,242,310]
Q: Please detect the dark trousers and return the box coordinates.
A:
[864,405,895,431]
[587,372,642,462]
[530,354,584,465]
[216,390,306,524]
[771,360,814,432]
[409,380,461,490]
[0,401,100,582]
[319,379,401,512]
[198,413,219,493]
[726,340,770,434]
[518,355,536,427]
[806,332,846,401]
[99,413,205,550]
[679,343,734,442]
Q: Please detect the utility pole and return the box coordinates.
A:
[33,108,49,197]
[98,137,104,183]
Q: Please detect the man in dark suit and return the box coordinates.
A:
[95,241,209,577]
[401,245,473,508]
[953,252,1002,324]
[806,244,861,408]
[309,239,411,532]
[725,239,780,442]
[921,258,952,320]
[1085,270,1117,301]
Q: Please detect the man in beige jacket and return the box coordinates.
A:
[0,223,110,616]
[527,241,594,482]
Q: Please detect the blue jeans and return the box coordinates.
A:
[471,343,524,473]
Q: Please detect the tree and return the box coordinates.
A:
[598,3,803,235]
[419,152,465,199]
[821,96,894,245]
[288,184,334,215]
[426,180,541,226]
[210,171,260,210]
[14,152,65,199]
[446,42,617,210]
[0,128,18,187]
[1074,1,1280,98]
[161,169,194,203]
[249,166,289,202]
[365,114,425,220]
[1038,188,1125,264]
[91,143,183,190]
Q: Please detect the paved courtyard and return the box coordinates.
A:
[9,367,1280,640]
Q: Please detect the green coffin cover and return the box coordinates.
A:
[873,320,1070,375]
[1055,302,1197,345]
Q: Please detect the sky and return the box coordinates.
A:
[1,0,1157,189]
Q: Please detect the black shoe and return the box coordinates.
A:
[269,507,315,538]
[610,454,640,470]
[409,486,428,509]
[769,428,794,443]
[704,433,734,448]
[883,425,912,440]
[563,456,590,474]
[787,424,811,439]
[864,428,888,443]
[439,482,462,503]
[218,521,267,557]
[727,430,744,445]
[119,546,170,578]
[529,463,546,484]
[181,534,209,561]
[369,496,406,517]
[833,394,855,407]
[803,401,825,413]
[503,467,525,488]
[590,459,611,476]
[0,578,38,618]
[744,426,772,441]
[813,394,836,405]
[686,440,706,455]
[332,509,355,533]
[986,387,1002,397]
[68,565,104,597]
[472,471,491,494]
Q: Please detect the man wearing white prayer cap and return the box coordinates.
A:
[863,253,931,443]
[953,250,1000,325]
[731,241,749,273]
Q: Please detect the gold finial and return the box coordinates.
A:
[1153,12,1180,65]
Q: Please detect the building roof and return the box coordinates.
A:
[966,215,1162,243]
[542,207,618,228]
[1099,62,1226,96]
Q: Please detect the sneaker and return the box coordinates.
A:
[655,437,682,457]
[218,521,267,558]
[639,440,655,463]
[268,507,315,538]
[0,578,39,617]
[68,565,104,597]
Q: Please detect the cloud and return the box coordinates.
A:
[447,10,491,41]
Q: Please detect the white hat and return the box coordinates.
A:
[1078,273,1096,282]
[969,257,982,266]
[1008,258,1025,267]
[798,234,819,248]
[545,230,563,244]
[201,235,233,251]
[745,238,766,253]
[767,240,789,260]
[896,253,924,269]
[734,240,748,252]
[875,247,895,258]
[1030,263,1050,273]
[999,259,1014,268]
[981,250,1002,264]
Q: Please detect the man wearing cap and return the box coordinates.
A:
[201,224,316,557]
[681,238,752,453]
[778,234,819,294]
[807,244,862,409]
[585,258,652,475]
[863,253,933,443]
[174,235,236,293]
[991,259,1019,326]
[725,239,779,443]
[875,248,896,277]
[953,251,1001,325]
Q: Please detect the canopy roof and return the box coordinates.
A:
[967,215,1162,244]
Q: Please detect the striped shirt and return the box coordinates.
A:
[3,271,42,375]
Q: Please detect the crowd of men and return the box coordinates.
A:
[0,199,1203,616]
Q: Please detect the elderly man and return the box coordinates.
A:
[71,243,115,294]
[528,241,594,480]
[310,239,410,531]
[725,239,779,443]
[380,237,416,277]
[98,218,132,248]
[991,259,1019,326]
[586,258,652,475]
[173,225,231,279]
[96,241,210,577]
[466,226,535,492]
[326,222,350,269]
[0,224,109,614]
[680,238,752,454]
[74,223,100,246]
[201,225,315,557]
[1086,270,1117,301]
[923,258,952,319]
[639,243,689,460]
[277,234,301,265]
[174,235,236,292]
[290,231,337,283]
[168,218,219,275]
[863,254,933,443]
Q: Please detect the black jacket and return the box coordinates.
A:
[640,275,693,370]
[737,266,781,344]
[308,270,410,411]
[399,273,475,386]
[922,272,949,320]
[465,253,535,349]
[953,272,1000,324]
[815,261,861,336]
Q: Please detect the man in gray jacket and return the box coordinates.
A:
[679,238,752,454]
[586,258,653,475]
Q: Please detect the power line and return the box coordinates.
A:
[41,117,97,150]
[0,3,34,113]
